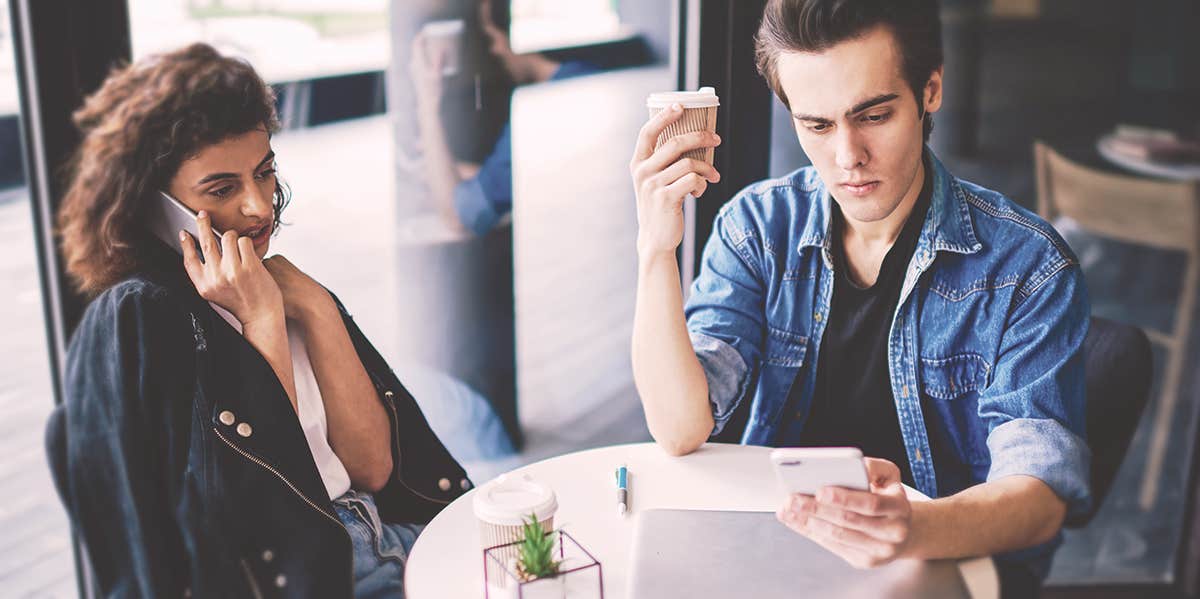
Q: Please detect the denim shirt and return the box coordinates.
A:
[685,150,1091,577]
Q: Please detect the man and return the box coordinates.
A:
[410,0,596,235]
[628,0,1090,594]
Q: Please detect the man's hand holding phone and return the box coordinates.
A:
[775,453,914,569]
[180,210,284,329]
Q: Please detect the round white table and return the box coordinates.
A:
[405,442,999,598]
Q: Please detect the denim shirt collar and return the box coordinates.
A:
[795,148,983,263]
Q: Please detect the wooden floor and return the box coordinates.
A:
[0,192,77,598]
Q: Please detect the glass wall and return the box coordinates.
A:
[121,0,673,480]
[0,0,77,595]
[509,0,623,53]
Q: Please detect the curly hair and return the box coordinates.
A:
[57,42,290,296]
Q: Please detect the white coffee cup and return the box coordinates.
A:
[474,473,558,565]
[420,19,464,77]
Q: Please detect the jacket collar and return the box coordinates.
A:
[135,237,337,510]
[796,148,982,259]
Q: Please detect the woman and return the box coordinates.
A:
[46,43,470,598]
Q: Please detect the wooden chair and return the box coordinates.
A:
[1034,141,1200,509]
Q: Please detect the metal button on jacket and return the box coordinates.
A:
[236,422,253,438]
[438,478,452,492]
[218,410,235,426]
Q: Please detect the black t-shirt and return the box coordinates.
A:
[778,163,933,487]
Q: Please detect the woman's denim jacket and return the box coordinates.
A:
[686,151,1091,577]
[45,242,471,598]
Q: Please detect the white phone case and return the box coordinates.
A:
[770,447,869,495]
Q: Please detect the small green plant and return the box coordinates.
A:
[515,512,561,581]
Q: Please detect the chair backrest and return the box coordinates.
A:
[1034,141,1200,253]
[1069,316,1154,528]
[1036,141,1200,519]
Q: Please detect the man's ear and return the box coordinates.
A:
[923,66,945,116]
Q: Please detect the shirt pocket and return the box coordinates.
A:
[763,326,808,368]
[919,354,989,399]
[918,353,991,466]
[753,327,808,430]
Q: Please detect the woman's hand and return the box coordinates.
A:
[262,255,336,324]
[180,211,283,328]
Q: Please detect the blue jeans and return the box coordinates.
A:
[333,490,425,599]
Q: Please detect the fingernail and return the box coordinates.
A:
[671,103,682,112]
[179,231,186,241]
[197,210,207,219]
[714,134,722,142]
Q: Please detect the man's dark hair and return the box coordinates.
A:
[755,0,944,142]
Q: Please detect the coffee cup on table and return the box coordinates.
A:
[646,87,721,165]
[474,473,558,567]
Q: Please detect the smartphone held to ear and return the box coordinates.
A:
[770,447,869,496]
[146,191,223,260]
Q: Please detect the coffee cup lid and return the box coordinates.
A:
[473,473,558,525]
[422,19,464,36]
[647,86,720,109]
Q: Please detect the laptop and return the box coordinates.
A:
[626,509,971,599]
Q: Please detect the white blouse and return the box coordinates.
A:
[209,302,352,500]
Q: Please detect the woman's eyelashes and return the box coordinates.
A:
[207,169,275,199]
[210,184,235,199]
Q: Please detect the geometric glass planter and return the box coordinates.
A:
[483,530,604,599]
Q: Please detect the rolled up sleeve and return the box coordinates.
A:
[987,418,1091,515]
[454,123,513,236]
[981,261,1092,520]
[685,209,767,436]
[453,177,503,236]
[689,331,750,434]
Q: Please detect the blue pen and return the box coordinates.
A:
[615,464,628,516]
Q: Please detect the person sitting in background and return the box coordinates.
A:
[628,0,1090,596]
[410,0,597,235]
[48,43,469,598]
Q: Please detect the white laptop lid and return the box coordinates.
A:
[626,509,971,599]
